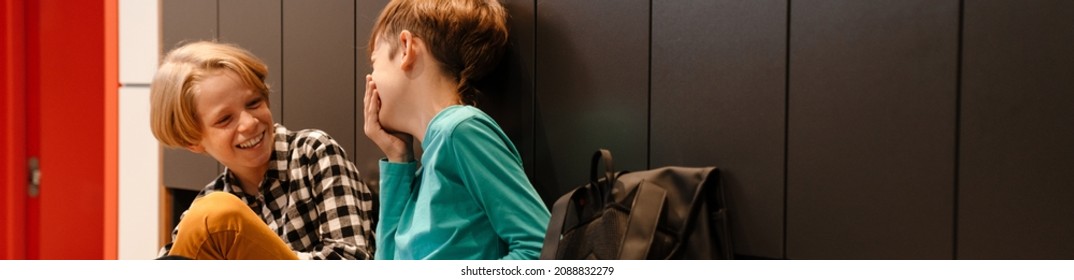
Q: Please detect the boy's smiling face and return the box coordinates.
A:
[189,69,275,175]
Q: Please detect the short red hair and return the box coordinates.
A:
[369,0,509,105]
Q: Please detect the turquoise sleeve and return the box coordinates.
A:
[374,159,418,260]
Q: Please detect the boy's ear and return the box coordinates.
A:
[185,143,205,154]
[398,30,417,71]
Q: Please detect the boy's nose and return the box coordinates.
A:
[236,110,258,132]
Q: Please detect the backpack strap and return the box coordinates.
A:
[542,149,616,259]
[540,187,576,260]
[590,149,615,202]
[619,181,666,259]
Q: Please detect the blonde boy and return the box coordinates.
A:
[151,41,376,259]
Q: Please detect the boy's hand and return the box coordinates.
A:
[363,75,413,162]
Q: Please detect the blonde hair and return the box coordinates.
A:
[369,0,508,105]
[150,41,270,148]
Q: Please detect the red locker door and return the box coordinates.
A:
[1,0,27,260]
[1,0,117,260]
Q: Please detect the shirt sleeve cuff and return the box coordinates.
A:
[379,158,418,176]
[379,158,418,202]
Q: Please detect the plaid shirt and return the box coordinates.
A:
[159,124,377,260]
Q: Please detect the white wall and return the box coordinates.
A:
[118,0,159,260]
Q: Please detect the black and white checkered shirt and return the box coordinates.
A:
[159,124,377,260]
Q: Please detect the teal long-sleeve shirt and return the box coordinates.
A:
[375,105,550,260]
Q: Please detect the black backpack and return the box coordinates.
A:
[540,149,733,259]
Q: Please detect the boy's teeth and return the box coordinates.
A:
[237,132,263,149]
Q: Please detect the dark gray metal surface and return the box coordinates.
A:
[786,0,958,259]
[651,0,788,259]
[282,0,356,159]
[959,0,1074,260]
[533,0,650,207]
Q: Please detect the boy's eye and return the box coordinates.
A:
[215,115,231,126]
[246,97,262,109]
